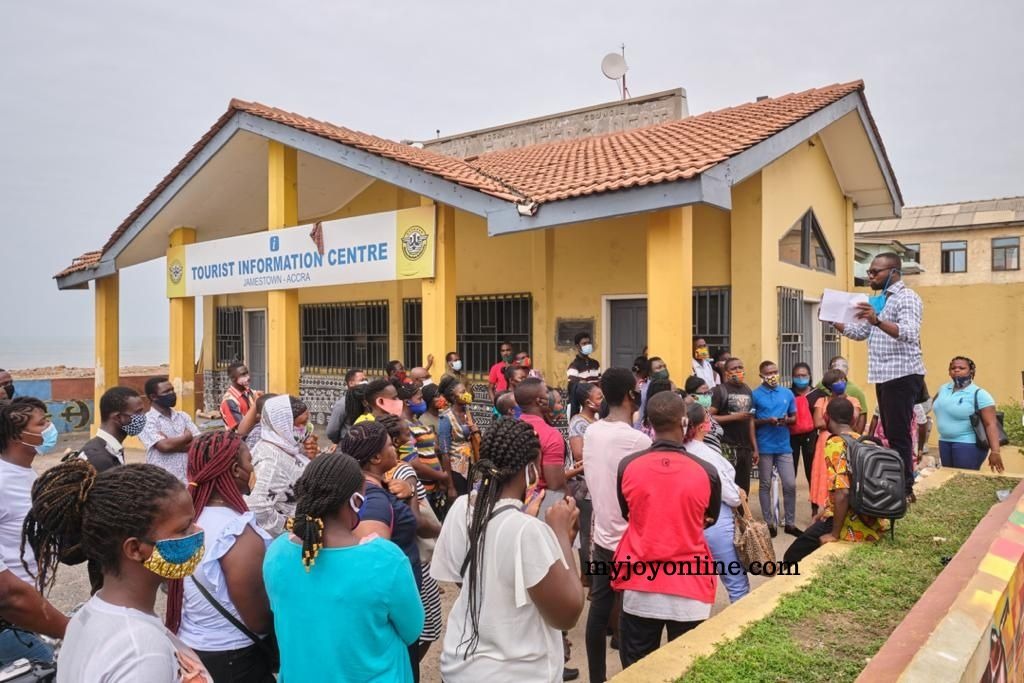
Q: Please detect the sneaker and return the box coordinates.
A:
[768,525,778,538]
[785,525,803,537]
[563,667,580,681]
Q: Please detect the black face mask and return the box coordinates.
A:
[2,384,13,400]
[153,393,178,409]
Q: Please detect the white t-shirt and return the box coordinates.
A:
[431,496,567,683]
[583,420,652,551]
[0,457,38,584]
[179,507,272,652]
[57,594,212,682]
[691,358,720,387]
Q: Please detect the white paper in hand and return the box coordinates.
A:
[819,289,869,325]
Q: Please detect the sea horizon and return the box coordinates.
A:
[0,334,172,371]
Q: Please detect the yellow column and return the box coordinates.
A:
[267,141,300,394]
[421,203,456,371]
[729,173,769,367]
[843,196,871,410]
[531,229,555,381]
[646,207,694,375]
[93,274,120,434]
[168,227,197,418]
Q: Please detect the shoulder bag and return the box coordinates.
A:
[971,388,1009,450]
[190,577,279,673]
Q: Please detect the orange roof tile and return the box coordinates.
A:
[55,251,102,279]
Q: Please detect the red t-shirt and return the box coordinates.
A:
[488,361,510,392]
[520,413,566,491]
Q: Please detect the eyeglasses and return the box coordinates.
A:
[866,267,894,276]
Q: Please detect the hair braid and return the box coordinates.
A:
[22,462,182,596]
[458,418,540,659]
[288,452,364,571]
[340,422,389,466]
[166,430,249,632]
[0,397,47,452]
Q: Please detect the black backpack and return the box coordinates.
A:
[840,435,907,537]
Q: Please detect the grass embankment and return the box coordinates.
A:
[682,474,1020,683]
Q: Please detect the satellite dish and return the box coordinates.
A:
[601,52,628,80]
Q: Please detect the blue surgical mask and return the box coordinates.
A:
[121,412,147,437]
[868,270,898,315]
[513,406,523,420]
[22,423,59,455]
[581,344,594,356]
[793,377,811,389]
[831,381,847,395]
[450,360,463,372]
[408,400,427,416]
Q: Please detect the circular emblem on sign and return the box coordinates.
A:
[168,259,184,285]
[401,225,429,261]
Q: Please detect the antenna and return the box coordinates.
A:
[601,45,630,100]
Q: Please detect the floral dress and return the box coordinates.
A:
[810,395,862,508]
[823,433,888,542]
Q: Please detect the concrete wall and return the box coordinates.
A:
[888,224,1024,288]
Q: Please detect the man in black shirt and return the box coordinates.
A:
[78,386,146,472]
[709,357,758,494]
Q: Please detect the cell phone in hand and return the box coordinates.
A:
[537,489,566,522]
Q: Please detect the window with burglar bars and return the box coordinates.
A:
[456,294,532,375]
[692,287,731,353]
[300,301,389,372]
[403,299,423,369]
[215,307,244,368]
[777,287,804,384]
[822,320,842,369]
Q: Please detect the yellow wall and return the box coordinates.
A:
[693,204,731,287]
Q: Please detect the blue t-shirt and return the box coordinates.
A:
[933,382,995,444]
[752,385,797,453]
[360,482,422,587]
[263,535,424,682]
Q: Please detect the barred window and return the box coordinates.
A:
[215,307,243,368]
[403,299,423,369]
[457,294,532,375]
[777,287,805,385]
[692,287,731,353]
[300,301,389,372]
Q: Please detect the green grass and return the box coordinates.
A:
[679,474,1020,683]
[1000,403,1024,448]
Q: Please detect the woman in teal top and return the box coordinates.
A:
[263,452,424,682]
[931,356,1005,472]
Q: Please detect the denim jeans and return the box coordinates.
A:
[0,628,53,667]
[703,511,749,602]
[757,453,796,527]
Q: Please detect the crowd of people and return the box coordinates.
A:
[0,253,1010,682]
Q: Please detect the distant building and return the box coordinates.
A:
[856,197,1023,403]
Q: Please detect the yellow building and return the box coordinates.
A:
[856,197,1024,404]
[56,80,901,428]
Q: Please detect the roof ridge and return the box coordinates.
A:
[899,195,1024,210]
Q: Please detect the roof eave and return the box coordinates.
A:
[55,259,117,290]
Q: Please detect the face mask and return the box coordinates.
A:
[236,374,251,388]
[524,462,539,492]
[435,397,450,411]
[831,381,847,395]
[651,369,669,381]
[121,412,147,437]
[458,392,474,405]
[519,357,532,368]
[953,375,973,388]
[378,398,405,416]
[294,426,310,444]
[581,344,594,356]
[512,406,523,420]
[450,360,463,372]
[695,394,712,409]
[349,492,365,514]
[22,423,59,455]
[762,375,779,388]
[154,393,177,409]
[394,371,408,382]
[695,346,710,360]
[408,400,427,416]
[501,353,514,363]
[728,370,745,384]
[2,384,13,400]
[832,360,850,374]
[793,377,811,389]
[142,530,205,580]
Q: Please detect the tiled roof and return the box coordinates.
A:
[856,196,1024,235]
[470,81,867,203]
[55,251,103,278]
[59,80,881,280]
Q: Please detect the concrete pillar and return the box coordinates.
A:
[93,273,120,434]
[168,227,197,418]
[531,229,555,380]
[646,206,694,376]
[267,141,300,395]
[421,203,456,372]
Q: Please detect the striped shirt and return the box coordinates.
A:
[567,355,601,384]
[842,280,925,384]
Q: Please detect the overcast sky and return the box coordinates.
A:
[2,0,1022,365]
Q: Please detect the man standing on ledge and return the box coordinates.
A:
[834,252,924,502]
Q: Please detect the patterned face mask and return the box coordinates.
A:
[141,530,205,580]
[121,412,147,437]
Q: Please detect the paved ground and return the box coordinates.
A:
[40,432,816,683]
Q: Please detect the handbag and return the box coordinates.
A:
[970,389,1009,450]
[732,492,776,570]
[190,577,279,673]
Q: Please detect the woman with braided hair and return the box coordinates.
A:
[23,461,212,681]
[263,452,423,682]
[431,418,584,682]
[932,356,1005,471]
[167,430,274,682]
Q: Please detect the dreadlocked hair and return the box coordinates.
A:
[288,452,364,571]
[165,429,249,632]
[376,413,404,442]
[343,383,367,427]
[22,461,182,595]
[340,421,389,467]
[0,397,47,452]
[458,418,540,659]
